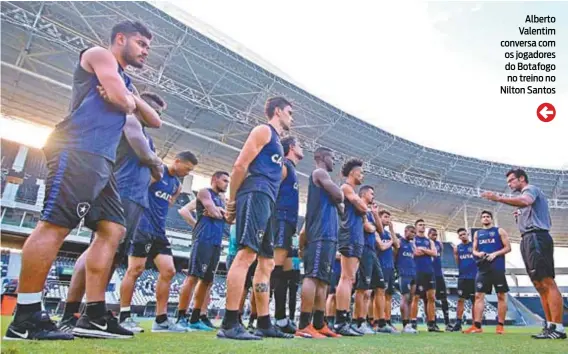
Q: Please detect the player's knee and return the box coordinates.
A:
[475,293,484,301]
[497,292,506,301]
[257,257,275,275]
[127,264,145,278]
[427,291,435,301]
[161,267,176,280]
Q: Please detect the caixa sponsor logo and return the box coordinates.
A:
[271,154,283,166]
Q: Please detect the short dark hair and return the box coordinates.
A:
[481,210,493,219]
[428,228,438,235]
[506,168,529,184]
[378,210,391,217]
[176,151,198,165]
[111,21,152,43]
[265,96,291,118]
[140,92,166,109]
[281,136,296,156]
[415,219,425,226]
[457,227,467,234]
[405,225,415,232]
[213,171,229,179]
[341,158,363,178]
[359,185,374,197]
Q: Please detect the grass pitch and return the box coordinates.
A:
[1,316,565,353]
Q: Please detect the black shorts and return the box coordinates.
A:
[339,242,364,259]
[355,247,385,290]
[128,230,172,259]
[399,276,415,295]
[475,270,509,294]
[40,149,125,230]
[415,272,436,296]
[304,240,337,284]
[457,278,475,299]
[90,199,144,264]
[329,261,341,294]
[236,192,276,258]
[245,260,258,290]
[435,276,447,299]
[274,220,296,252]
[189,241,221,283]
[520,230,555,282]
[382,267,396,295]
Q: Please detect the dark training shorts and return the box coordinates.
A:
[355,247,385,290]
[41,149,125,230]
[236,191,276,258]
[475,270,509,294]
[274,220,296,253]
[303,240,337,284]
[129,230,172,259]
[189,241,221,283]
[520,230,555,282]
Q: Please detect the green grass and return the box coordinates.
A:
[1,316,566,354]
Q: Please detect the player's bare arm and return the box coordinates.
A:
[472,231,486,258]
[313,168,343,204]
[481,191,534,208]
[178,199,197,228]
[226,125,271,222]
[197,188,224,220]
[82,47,136,114]
[123,115,163,181]
[487,228,512,261]
[342,183,368,214]
[169,185,182,207]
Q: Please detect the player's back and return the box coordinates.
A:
[138,165,180,237]
[47,49,133,162]
[305,172,338,242]
[237,124,284,201]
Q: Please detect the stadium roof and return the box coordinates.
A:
[1,1,567,245]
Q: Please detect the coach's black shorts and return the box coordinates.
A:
[236,192,276,258]
[415,272,436,296]
[382,267,396,295]
[339,242,364,259]
[475,270,509,294]
[355,247,385,290]
[435,276,447,299]
[521,230,555,282]
[89,199,144,264]
[40,149,125,230]
[245,260,258,290]
[274,220,296,252]
[329,260,341,294]
[189,241,221,283]
[399,276,415,295]
[304,240,337,284]
[457,278,475,300]
[128,230,172,259]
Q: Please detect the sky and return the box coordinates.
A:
[176,0,567,170]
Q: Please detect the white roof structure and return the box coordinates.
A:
[1,1,567,245]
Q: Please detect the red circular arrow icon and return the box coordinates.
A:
[537,103,556,123]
